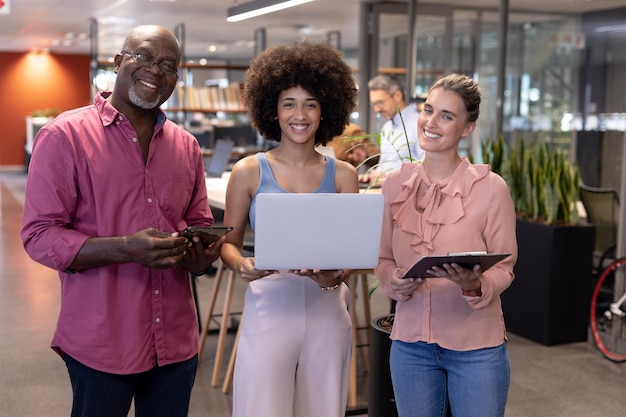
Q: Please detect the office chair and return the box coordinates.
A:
[579,183,620,275]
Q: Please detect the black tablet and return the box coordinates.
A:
[180,226,233,245]
[402,252,511,279]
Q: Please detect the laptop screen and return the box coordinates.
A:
[204,139,234,178]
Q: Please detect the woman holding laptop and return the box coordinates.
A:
[219,40,359,417]
[375,73,518,417]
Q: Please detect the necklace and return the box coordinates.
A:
[422,162,434,183]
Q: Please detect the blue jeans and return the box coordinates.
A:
[390,340,510,417]
[64,354,198,417]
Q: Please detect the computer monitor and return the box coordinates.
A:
[213,125,257,147]
[192,130,213,149]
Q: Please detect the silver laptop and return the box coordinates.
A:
[253,193,384,270]
[204,139,234,178]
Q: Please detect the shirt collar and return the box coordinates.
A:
[391,103,417,129]
[94,91,167,127]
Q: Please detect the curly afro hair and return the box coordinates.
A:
[243,40,357,145]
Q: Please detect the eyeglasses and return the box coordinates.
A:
[120,51,179,75]
[371,95,393,109]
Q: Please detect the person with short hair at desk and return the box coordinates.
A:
[375,73,517,417]
[220,40,359,417]
[362,74,425,185]
[327,122,379,175]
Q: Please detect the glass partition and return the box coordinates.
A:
[359,2,624,186]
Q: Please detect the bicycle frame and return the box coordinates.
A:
[591,257,626,362]
[607,291,626,318]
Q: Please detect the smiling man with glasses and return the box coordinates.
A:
[115,36,181,112]
[21,25,221,417]
[120,50,179,75]
[364,74,424,185]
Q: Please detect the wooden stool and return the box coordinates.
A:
[345,269,373,407]
[198,260,223,362]
[221,315,243,394]
[198,260,241,387]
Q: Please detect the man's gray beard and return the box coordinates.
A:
[129,85,161,109]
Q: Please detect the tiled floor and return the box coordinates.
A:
[1,168,625,417]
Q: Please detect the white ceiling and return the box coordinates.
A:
[0,0,624,62]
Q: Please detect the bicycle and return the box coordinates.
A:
[590,257,626,362]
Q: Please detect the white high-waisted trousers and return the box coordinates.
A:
[232,273,352,417]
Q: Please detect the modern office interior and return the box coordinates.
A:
[1,0,626,416]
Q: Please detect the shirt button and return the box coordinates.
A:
[147,198,153,203]
[155,317,161,323]
[132,137,138,142]
[154,289,160,295]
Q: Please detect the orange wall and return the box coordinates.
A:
[0,52,91,166]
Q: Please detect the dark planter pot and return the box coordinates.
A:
[369,315,454,417]
[369,315,398,417]
[501,219,595,346]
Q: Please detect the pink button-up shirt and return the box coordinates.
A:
[375,159,517,351]
[21,92,213,374]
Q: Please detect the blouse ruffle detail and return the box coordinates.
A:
[389,159,490,255]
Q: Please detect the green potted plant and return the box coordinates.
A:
[482,137,581,225]
[482,137,595,345]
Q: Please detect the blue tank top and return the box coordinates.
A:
[249,152,337,231]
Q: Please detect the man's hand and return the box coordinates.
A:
[179,234,226,273]
[124,228,189,269]
[68,228,188,271]
[359,170,387,186]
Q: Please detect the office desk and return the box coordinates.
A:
[202,146,264,159]
[205,173,231,211]
[205,172,380,212]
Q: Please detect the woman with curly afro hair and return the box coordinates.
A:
[220,40,359,417]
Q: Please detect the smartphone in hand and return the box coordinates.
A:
[180,226,233,246]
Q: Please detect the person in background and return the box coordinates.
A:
[220,40,359,417]
[327,122,379,175]
[375,73,517,417]
[20,25,223,417]
[363,74,425,185]
[346,136,380,176]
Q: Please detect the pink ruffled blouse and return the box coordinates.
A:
[375,159,518,351]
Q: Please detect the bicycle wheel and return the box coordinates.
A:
[590,257,626,362]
